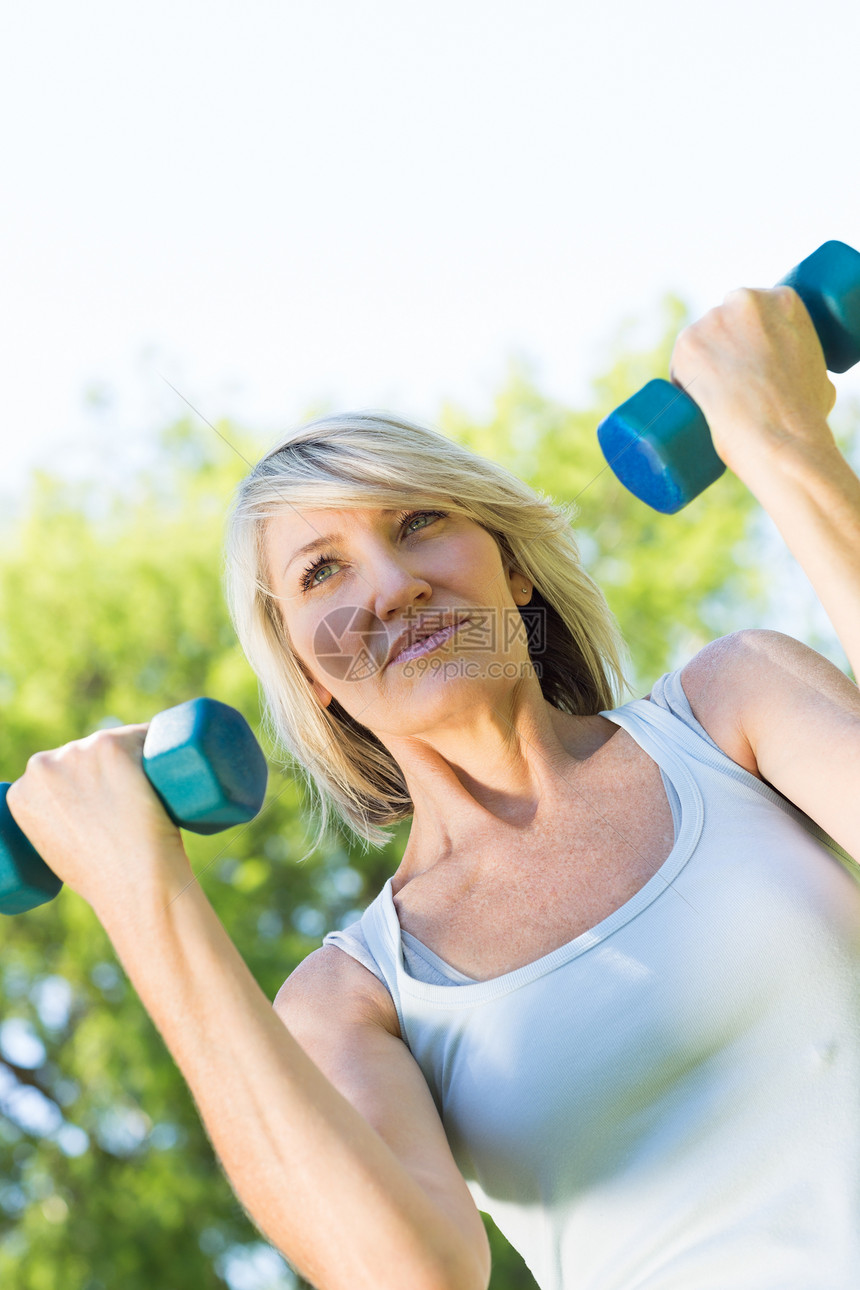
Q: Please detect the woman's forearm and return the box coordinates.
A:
[737,435,860,682]
[96,877,470,1290]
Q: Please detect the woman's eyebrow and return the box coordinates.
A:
[284,533,343,575]
[283,510,401,577]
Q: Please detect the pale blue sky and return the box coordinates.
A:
[3,0,859,524]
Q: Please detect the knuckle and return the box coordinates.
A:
[83,727,118,754]
[723,287,769,322]
[770,284,801,317]
[673,325,700,354]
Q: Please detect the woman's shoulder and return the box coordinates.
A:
[655,640,764,781]
[285,942,401,1038]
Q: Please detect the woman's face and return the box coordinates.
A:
[265,503,534,738]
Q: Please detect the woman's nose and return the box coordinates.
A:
[366,556,434,617]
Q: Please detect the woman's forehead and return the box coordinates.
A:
[269,500,474,538]
[268,505,404,543]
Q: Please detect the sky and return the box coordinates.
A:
[2,0,859,531]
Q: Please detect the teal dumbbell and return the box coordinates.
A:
[0,698,268,915]
[596,239,860,514]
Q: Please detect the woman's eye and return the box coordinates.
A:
[300,554,338,591]
[299,510,446,592]
[403,511,437,532]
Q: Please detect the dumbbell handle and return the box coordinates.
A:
[0,698,268,916]
[596,239,860,513]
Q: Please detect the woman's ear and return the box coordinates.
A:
[297,656,333,709]
[507,567,532,603]
[310,678,333,709]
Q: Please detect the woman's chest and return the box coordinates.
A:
[392,732,679,983]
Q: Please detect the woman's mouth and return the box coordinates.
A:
[390,619,468,666]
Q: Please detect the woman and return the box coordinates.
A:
[8,284,860,1289]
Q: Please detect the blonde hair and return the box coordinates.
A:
[222,410,633,855]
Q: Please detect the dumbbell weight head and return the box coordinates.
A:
[777,240,860,374]
[596,377,726,515]
[142,697,268,834]
[0,786,63,915]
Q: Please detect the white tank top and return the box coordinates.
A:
[323,667,860,1288]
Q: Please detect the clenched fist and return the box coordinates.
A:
[669,285,839,480]
[5,724,193,917]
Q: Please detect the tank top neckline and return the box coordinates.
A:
[365,696,706,1005]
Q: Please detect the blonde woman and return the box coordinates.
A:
[8,285,860,1289]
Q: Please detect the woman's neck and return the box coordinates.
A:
[392,706,620,879]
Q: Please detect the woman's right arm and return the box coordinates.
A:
[97,878,490,1290]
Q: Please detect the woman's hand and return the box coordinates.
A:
[668,285,840,481]
[5,724,194,918]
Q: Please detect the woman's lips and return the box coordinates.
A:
[389,619,467,666]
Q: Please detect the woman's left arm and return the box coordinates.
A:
[735,442,860,684]
[670,283,860,681]
[670,284,860,861]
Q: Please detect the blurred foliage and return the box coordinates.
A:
[1,296,857,1290]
